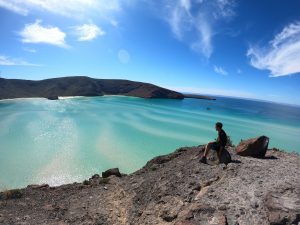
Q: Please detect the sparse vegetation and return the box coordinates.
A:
[0,189,22,200]
[151,166,157,171]
[82,180,90,185]
[226,135,234,147]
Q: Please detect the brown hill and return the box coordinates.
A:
[0,76,184,100]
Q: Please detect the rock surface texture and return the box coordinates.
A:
[0,146,299,225]
[0,76,184,100]
[236,136,270,158]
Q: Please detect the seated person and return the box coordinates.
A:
[200,122,227,164]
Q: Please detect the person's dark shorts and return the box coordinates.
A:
[211,142,221,151]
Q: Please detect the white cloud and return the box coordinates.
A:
[190,18,213,58]
[0,0,28,15]
[19,20,68,48]
[180,0,191,11]
[214,65,228,75]
[237,68,242,74]
[0,0,121,19]
[110,20,119,27]
[23,47,37,53]
[0,55,40,66]
[150,0,236,58]
[118,49,130,64]
[73,24,105,41]
[247,21,300,77]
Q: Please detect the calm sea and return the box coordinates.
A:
[0,96,299,190]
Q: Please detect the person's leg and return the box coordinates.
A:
[217,148,222,159]
[200,142,213,163]
[204,142,213,157]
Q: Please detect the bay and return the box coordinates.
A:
[0,96,299,190]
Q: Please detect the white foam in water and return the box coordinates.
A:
[95,122,136,171]
[33,117,81,186]
[0,96,299,190]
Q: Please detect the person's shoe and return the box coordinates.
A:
[199,156,207,164]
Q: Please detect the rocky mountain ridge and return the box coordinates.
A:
[0,76,184,100]
[0,143,299,225]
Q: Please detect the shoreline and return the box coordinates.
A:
[1,147,298,192]
[0,145,299,224]
[0,94,215,101]
[0,147,298,192]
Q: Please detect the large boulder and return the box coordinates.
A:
[236,136,269,158]
[102,168,122,178]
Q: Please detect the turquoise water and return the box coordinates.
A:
[0,96,299,190]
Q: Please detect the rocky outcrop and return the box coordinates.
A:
[265,189,300,224]
[236,136,269,158]
[47,96,58,100]
[0,76,184,100]
[102,168,122,178]
[0,145,299,225]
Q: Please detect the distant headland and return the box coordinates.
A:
[184,93,216,100]
[0,76,185,100]
[0,76,217,101]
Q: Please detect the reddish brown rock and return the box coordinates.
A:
[236,136,269,158]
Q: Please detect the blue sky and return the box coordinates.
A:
[0,0,300,105]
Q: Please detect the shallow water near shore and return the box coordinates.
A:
[0,96,299,190]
